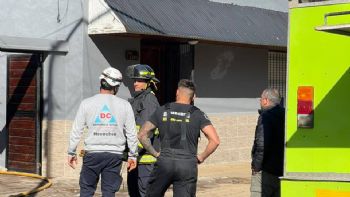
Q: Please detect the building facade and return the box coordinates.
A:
[0,0,287,177]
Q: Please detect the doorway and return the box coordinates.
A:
[6,54,42,174]
[140,40,194,105]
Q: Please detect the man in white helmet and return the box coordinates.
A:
[67,67,138,197]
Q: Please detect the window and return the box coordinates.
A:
[268,51,287,103]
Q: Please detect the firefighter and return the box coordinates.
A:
[67,67,138,197]
[138,79,220,197]
[125,64,160,197]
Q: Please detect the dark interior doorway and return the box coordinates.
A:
[140,40,194,105]
[6,54,42,174]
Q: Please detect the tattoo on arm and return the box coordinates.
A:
[138,121,158,157]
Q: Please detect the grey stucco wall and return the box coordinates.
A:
[42,2,140,120]
[43,0,89,120]
[0,0,76,40]
[0,1,139,120]
[194,98,260,114]
[194,43,268,113]
[86,35,140,100]
[0,0,88,120]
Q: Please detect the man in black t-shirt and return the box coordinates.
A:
[138,79,220,197]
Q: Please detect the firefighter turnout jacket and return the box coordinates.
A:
[129,88,160,164]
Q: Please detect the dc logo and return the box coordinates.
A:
[94,105,117,125]
[100,112,112,119]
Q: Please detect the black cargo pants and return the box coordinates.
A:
[145,157,198,197]
[79,152,123,197]
[127,164,154,197]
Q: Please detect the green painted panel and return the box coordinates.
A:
[286,3,350,173]
[281,180,350,197]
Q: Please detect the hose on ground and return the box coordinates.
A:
[0,170,52,197]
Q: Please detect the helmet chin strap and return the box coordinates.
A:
[150,80,158,91]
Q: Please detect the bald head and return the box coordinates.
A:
[176,79,196,102]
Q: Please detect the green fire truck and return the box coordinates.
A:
[282,0,350,196]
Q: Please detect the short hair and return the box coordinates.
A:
[262,88,281,106]
[178,79,196,99]
[100,79,114,90]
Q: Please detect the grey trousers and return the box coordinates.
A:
[250,171,281,197]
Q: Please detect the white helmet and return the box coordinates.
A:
[99,67,122,87]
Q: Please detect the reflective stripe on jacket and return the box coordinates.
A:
[129,88,160,164]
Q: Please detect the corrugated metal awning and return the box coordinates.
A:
[0,35,68,53]
[209,0,288,12]
[91,0,288,47]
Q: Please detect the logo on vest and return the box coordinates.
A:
[94,105,117,126]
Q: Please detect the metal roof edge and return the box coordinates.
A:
[104,0,288,47]
[0,35,68,53]
[209,0,288,12]
[229,3,288,13]
[108,31,287,49]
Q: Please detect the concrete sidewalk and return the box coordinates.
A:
[0,162,251,197]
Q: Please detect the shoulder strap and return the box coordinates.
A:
[161,103,172,149]
[179,105,199,151]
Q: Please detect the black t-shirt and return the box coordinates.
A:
[149,102,212,158]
